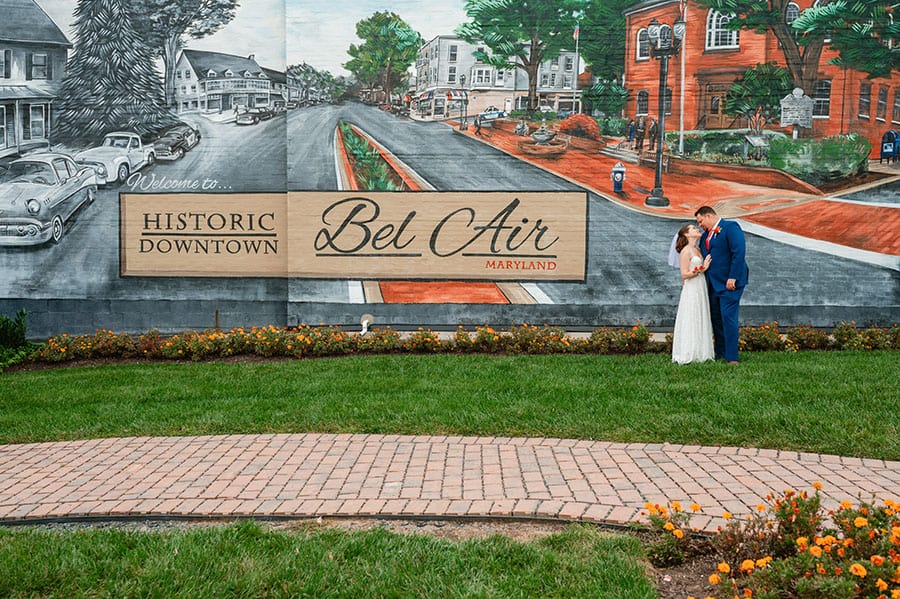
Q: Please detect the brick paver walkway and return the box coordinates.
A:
[2,434,898,532]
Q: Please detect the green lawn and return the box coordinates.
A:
[2,351,897,460]
[0,522,655,599]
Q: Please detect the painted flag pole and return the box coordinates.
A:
[678,0,687,153]
[573,22,580,114]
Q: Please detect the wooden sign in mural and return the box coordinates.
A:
[120,192,587,281]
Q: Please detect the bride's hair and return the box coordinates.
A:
[674,224,693,253]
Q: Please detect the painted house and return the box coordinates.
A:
[0,0,71,159]
[414,35,584,119]
[261,67,289,110]
[174,49,272,113]
[623,0,900,154]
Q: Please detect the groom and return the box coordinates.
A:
[695,206,749,364]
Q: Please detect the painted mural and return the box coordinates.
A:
[0,0,897,337]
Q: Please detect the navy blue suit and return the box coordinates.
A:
[700,219,749,362]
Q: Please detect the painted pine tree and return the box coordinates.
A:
[56,0,177,143]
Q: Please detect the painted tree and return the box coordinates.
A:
[456,0,589,111]
[792,0,900,78]
[344,12,421,101]
[131,0,239,108]
[56,0,176,143]
[695,0,829,107]
[724,63,794,134]
[579,0,641,83]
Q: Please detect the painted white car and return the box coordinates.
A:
[0,153,97,245]
[75,131,156,186]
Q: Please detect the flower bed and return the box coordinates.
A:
[3,321,897,369]
[644,485,900,599]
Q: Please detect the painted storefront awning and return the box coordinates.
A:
[0,85,56,101]
[446,90,467,99]
[417,90,433,100]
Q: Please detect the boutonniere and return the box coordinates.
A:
[711,226,722,237]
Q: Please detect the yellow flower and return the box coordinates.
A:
[673,529,684,539]
[717,562,731,574]
[854,516,869,528]
[722,512,733,520]
[708,573,721,585]
[813,481,822,490]
[671,501,682,512]
[841,500,853,510]
[796,536,809,550]
[690,502,701,512]
[876,578,888,592]
[664,521,675,531]
[849,563,867,578]
[755,557,772,568]
[740,559,756,573]
[756,504,766,512]
[809,546,822,557]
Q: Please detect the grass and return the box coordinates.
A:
[0,522,655,598]
[1,351,897,460]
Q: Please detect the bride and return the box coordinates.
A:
[671,224,714,364]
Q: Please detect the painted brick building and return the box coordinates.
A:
[624,0,900,154]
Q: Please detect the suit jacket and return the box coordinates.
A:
[700,219,749,294]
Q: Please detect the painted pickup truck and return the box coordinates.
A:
[74,131,156,186]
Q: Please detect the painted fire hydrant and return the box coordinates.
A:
[611,162,626,193]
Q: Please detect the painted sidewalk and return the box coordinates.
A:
[2,434,898,532]
[451,120,900,259]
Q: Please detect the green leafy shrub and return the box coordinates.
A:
[403,328,445,353]
[0,309,28,350]
[831,321,860,349]
[507,323,578,354]
[768,134,871,187]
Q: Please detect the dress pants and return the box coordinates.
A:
[709,288,743,362]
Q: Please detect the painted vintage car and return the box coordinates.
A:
[235,107,274,125]
[0,153,97,246]
[153,123,201,161]
[74,131,156,186]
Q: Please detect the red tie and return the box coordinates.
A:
[705,234,710,251]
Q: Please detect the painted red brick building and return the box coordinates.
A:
[623,0,900,155]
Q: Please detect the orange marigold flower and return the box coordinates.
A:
[797,537,809,550]
[708,573,721,585]
[810,546,823,557]
[841,500,854,510]
[876,578,889,592]
[671,501,682,512]
[673,529,684,539]
[690,502,701,512]
[740,559,756,573]
[756,557,772,568]
[813,481,822,490]
[756,504,766,512]
[722,512,733,520]
[855,517,869,528]
[717,562,731,574]
[664,522,675,531]
[849,563,867,578]
[872,555,886,566]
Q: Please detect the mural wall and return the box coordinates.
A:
[0,0,897,338]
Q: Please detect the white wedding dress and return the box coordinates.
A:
[672,254,715,364]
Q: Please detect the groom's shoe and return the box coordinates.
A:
[727,361,739,365]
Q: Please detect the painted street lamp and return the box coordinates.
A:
[645,15,685,207]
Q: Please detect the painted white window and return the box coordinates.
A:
[474,68,491,84]
[449,45,458,62]
[877,87,888,121]
[813,80,831,117]
[706,10,739,49]
[859,82,871,118]
[637,29,650,60]
[448,66,456,83]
